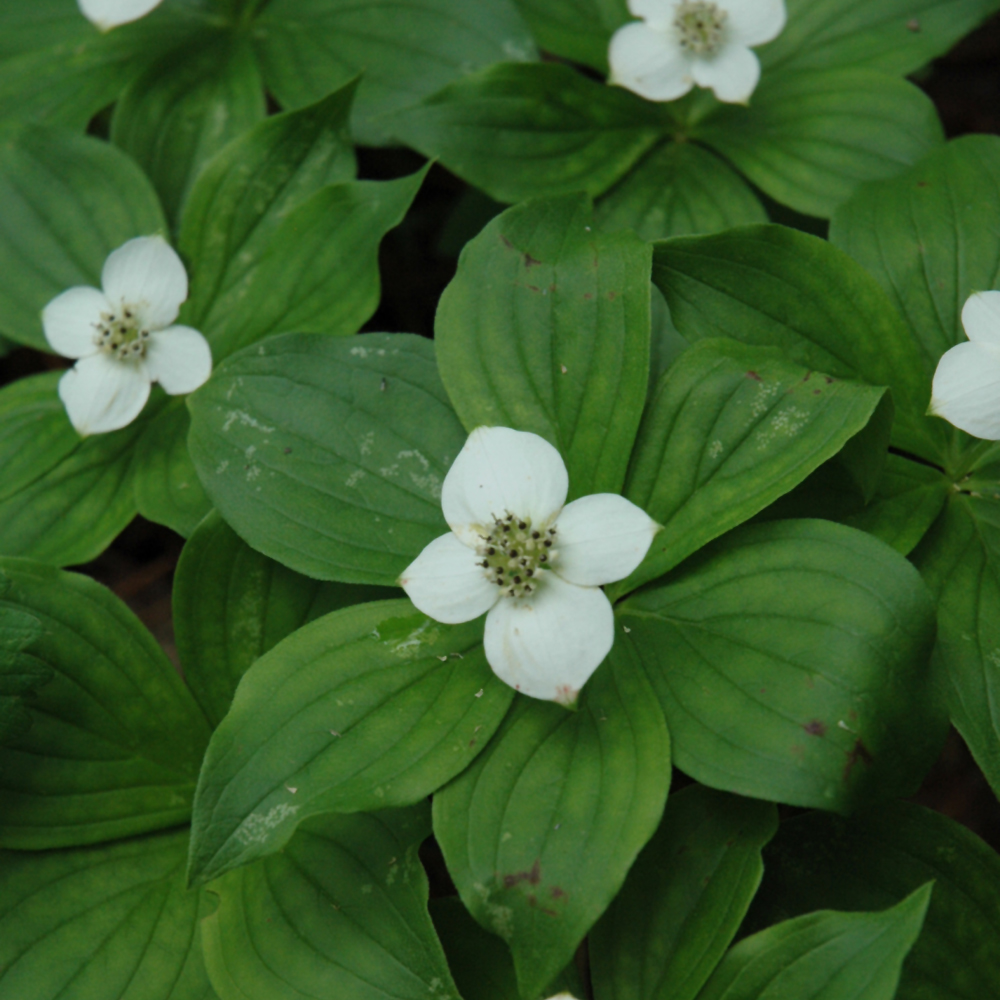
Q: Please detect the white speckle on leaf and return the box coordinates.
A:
[708,440,723,459]
[223,410,276,434]
[380,464,399,478]
[360,430,375,456]
[350,345,370,358]
[234,803,299,845]
[215,460,229,474]
[346,469,366,488]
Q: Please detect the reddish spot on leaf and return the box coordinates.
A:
[500,234,514,249]
[824,376,835,384]
[803,719,827,737]
[746,370,762,382]
[844,738,874,782]
[583,293,593,300]
[524,252,542,268]
[802,371,812,382]
[813,389,822,395]
[502,858,542,889]
[528,285,540,293]
[550,886,567,900]
[608,290,617,300]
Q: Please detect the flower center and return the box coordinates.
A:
[673,0,728,55]
[476,513,558,599]
[93,305,151,362]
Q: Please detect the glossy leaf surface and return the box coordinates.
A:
[745,801,1000,1000]
[434,643,670,998]
[700,884,932,1000]
[0,559,211,849]
[188,600,512,885]
[173,510,398,727]
[203,806,457,1000]
[0,828,212,1000]
[591,786,778,1000]
[620,519,944,811]
[436,195,650,498]
[614,339,886,596]
[0,124,166,351]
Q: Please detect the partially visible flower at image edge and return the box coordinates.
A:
[608,0,787,104]
[42,235,212,436]
[78,0,165,30]
[929,291,1000,439]
[399,426,660,705]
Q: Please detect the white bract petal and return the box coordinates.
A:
[58,353,150,436]
[41,235,210,435]
[609,22,694,102]
[609,0,786,104]
[483,573,614,705]
[961,290,1000,346]
[42,286,110,359]
[102,235,187,330]
[441,426,568,548]
[144,325,213,395]
[929,341,1000,440]
[627,0,674,30]
[399,533,500,625]
[690,42,760,104]
[78,0,164,30]
[554,493,660,587]
[726,0,787,46]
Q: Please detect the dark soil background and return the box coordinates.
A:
[2,14,1000,850]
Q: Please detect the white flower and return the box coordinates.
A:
[608,0,786,104]
[78,0,164,30]
[929,291,1000,440]
[399,427,659,705]
[42,236,212,436]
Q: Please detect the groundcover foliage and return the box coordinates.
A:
[1,1,1000,998]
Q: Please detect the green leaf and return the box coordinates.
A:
[0,607,49,747]
[612,339,887,597]
[0,2,207,130]
[0,828,213,1000]
[187,332,466,586]
[619,519,945,812]
[132,398,212,537]
[435,194,650,498]
[179,84,358,331]
[595,141,767,241]
[762,0,1000,76]
[188,599,513,886]
[760,452,950,557]
[0,373,146,567]
[830,135,1000,466]
[591,786,777,1000]
[395,63,665,204]
[510,0,627,72]
[0,123,166,351]
[433,643,670,999]
[111,30,265,226]
[912,493,1000,796]
[254,0,537,146]
[697,69,943,218]
[744,800,1000,1000]
[430,896,585,1000]
[652,224,944,461]
[202,805,458,1000]
[173,509,398,728]
[192,169,426,359]
[699,884,932,1000]
[0,558,211,849]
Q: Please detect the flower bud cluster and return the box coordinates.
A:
[674,1,728,56]
[476,513,558,599]
[94,307,150,361]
